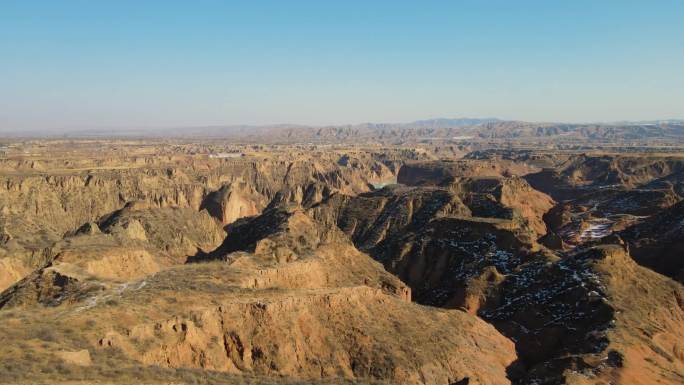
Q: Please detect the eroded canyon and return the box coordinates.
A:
[0,138,682,385]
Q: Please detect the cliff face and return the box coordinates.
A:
[0,157,379,236]
[200,182,266,224]
[451,177,555,238]
[397,160,539,186]
[0,170,207,234]
[618,200,684,282]
[0,155,390,291]
[397,161,554,237]
[525,155,684,202]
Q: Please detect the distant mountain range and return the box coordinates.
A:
[4,118,684,143]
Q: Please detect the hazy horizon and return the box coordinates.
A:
[7,116,684,134]
[2,1,683,131]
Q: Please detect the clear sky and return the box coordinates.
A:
[1,1,683,131]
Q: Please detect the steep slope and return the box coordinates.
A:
[452,177,554,238]
[0,205,517,385]
[309,181,548,311]
[397,160,539,186]
[482,245,684,385]
[618,200,684,282]
[307,165,684,385]
[199,182,267,224]
[0,205,226,293]
[525,154,684,201]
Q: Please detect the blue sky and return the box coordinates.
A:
[1,1,683,130]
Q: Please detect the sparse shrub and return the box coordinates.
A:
[55,362,72,375]
[39,365,54,374]
[104,298,119,306]
[190,314,204,327]
[35,328,57,342]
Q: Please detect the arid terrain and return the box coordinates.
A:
[0,128,683,385]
